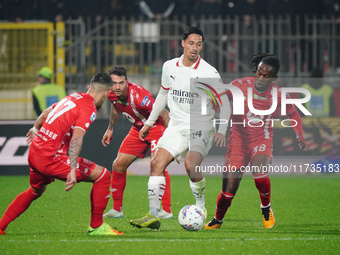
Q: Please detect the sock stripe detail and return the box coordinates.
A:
[221,191,235,198]
[95,168,108,183]
[253,173,268,179]
[29,186,41,196]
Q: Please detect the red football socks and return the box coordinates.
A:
[254,173,271,207]
[90,168,111,229]
[111,171,127,212]
[0,187,41,231]
[161,170,172,213]
[215,190,235,221]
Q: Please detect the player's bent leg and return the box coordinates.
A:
[113,153,138,174]
[159,170,173,219]
[129,149,171,229]
[149,148,173,217]
[185,151,207,217]
[251,154,274,228]
[105,170,126,218]
[0,186,43,233]
[87,166,120,232]
[0,165,49,234]
[207,170,242,230]
[103,153,137,219]
[150,148,173,176]
[253,172,271,208]
[251,154,271,207]
[184,151,204,182]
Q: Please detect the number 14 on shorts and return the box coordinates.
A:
[192,130,202,139]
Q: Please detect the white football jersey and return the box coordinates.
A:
[161,55,224,130]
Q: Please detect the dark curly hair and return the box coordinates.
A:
[250,52,280,75]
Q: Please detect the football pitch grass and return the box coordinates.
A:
[1,175,339,255]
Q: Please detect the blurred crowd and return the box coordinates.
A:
[0,0,339,23]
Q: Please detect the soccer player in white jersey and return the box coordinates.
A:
[130,26,230,229]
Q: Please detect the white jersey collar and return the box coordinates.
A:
[176,55,201,69]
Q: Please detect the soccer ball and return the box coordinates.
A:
[178,204,205,231]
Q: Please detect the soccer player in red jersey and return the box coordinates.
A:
[101,66,173,219]
[205,52,307,230]
[0,73,123,236]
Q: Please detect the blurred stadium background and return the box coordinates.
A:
[1,15,340,119]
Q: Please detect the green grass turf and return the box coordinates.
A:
[0,175,339,255]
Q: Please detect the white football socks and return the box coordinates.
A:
[148,176,166,217]
[189,178,206,211]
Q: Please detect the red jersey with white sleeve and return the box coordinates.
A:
[108,82,164,130]
[30,93,97,157]
[226,77,295,144]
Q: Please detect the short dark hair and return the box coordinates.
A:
[251,52,280,75]
[182,27,205,42]
[108,66,127,79]
[90,72,113,87]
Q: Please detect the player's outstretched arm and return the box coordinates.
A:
[65,128,85,191]
[102,104,119,147]
[26,107,52,145]
[145,87,168,127]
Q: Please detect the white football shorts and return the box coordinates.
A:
[157,125,215,159]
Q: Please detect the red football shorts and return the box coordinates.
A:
[119,125,165,158]
[28,150,97,190]
[224,139,273,170]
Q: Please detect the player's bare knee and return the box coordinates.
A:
[184,160,190,172]
[112,161,126,173]
[188,170,204,182]
[150,157,165,176]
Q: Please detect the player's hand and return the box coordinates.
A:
[296,133,307,151]
[65,171,77,191]
[139,125,151,141]
[102,129,113,147]
[213,133,226,147]
[26,128,37,145]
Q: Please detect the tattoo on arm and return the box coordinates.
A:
[69,136,83,170]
